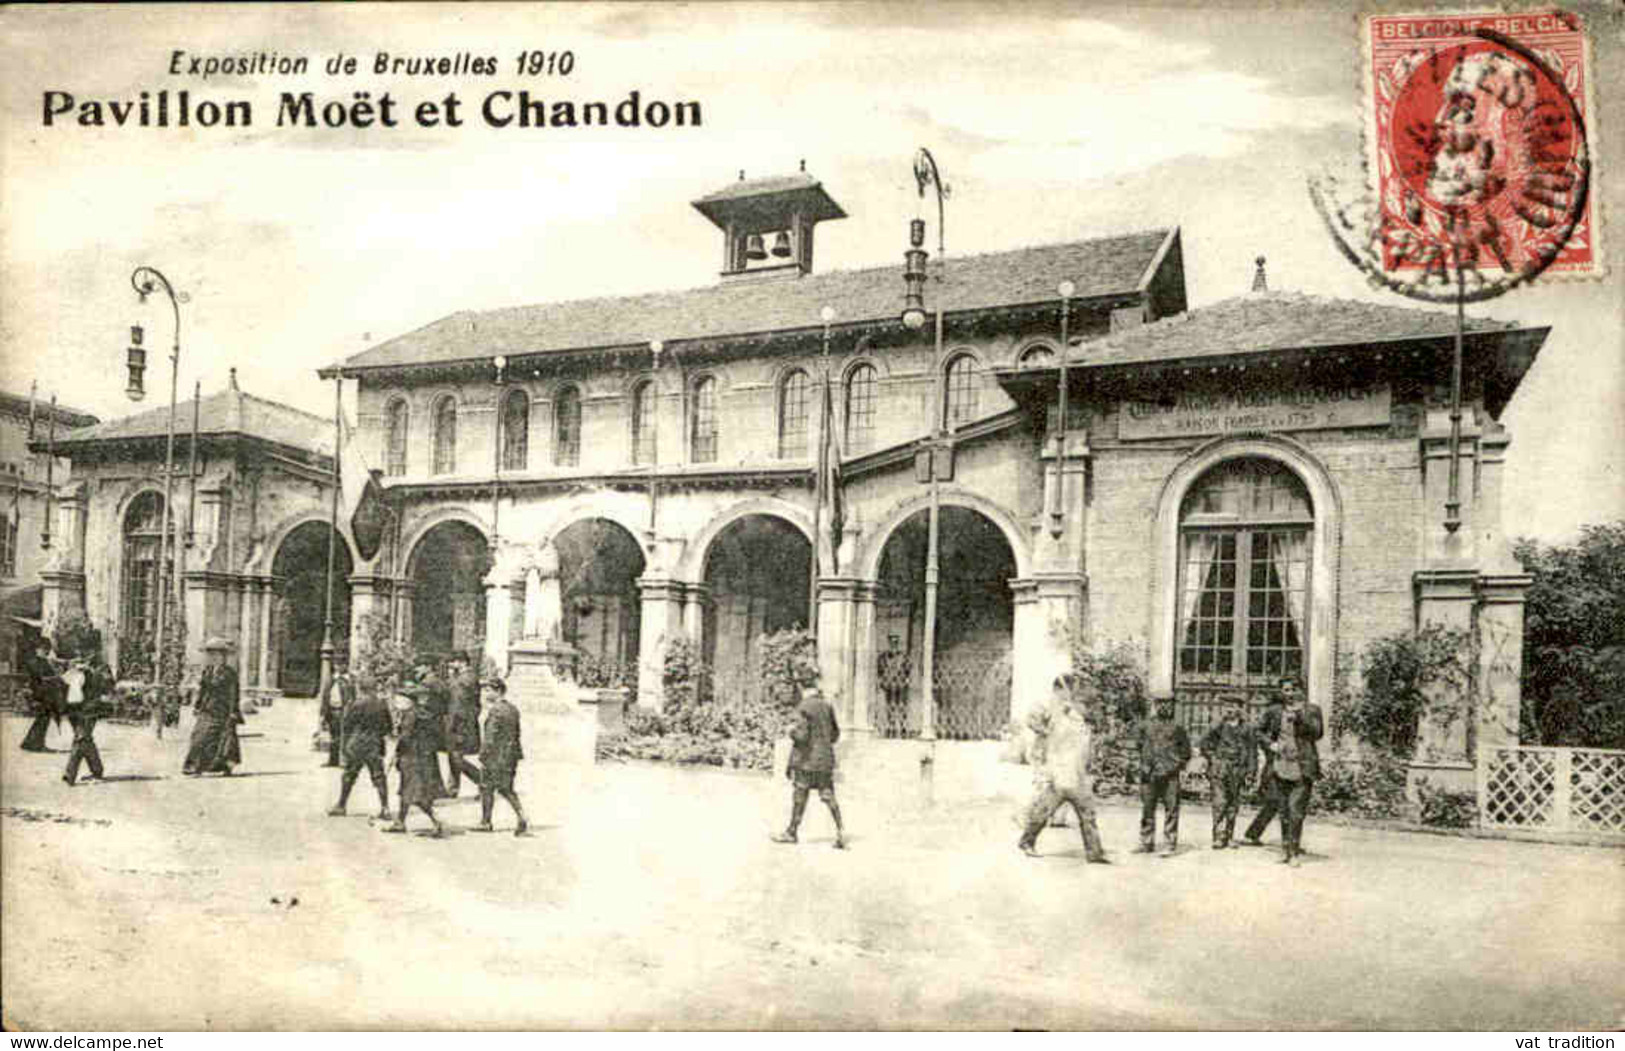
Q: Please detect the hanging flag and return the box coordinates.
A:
[817,369,844,573]
[338,415,387,563]
[27,381,37,442]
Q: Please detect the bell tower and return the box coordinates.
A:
[691,162,847,282]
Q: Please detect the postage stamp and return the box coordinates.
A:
[1360,9,1601,288]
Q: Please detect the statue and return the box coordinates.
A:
[522,541,563,643]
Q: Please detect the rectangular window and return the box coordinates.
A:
[691,379,718,463]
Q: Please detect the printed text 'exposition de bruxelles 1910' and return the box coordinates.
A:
[40,90,702,131]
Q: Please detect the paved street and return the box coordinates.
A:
[3,702,1621,1031]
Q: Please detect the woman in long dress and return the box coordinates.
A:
[183,637,242,776]
[384,684,445,836]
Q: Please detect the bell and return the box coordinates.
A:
[771,230,792,258]
[744,233,767,261]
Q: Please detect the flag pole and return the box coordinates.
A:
[42,395,56,550]
[185,381,200,548]
[320,372,341,696]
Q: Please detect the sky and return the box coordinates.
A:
[2,1,1621,543]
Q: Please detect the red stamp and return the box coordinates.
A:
[1362,10,1599,288]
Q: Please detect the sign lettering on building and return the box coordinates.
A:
[1119,383,1391,440]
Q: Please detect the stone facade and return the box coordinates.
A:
[34,375,345,700]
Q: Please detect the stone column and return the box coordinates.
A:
[635,577,688,710]
[682,583,711,645]
[347,573,394,655]
[40,483,88,631]
[239,578,262,687]
[1411,568,1478,790]
[184,571,234,667]
[258,578,280,690]
[1476,573,1532,751]
[816,577,861,724]
[393,580,417,649]
[483,572,515,674]
[1009,572,1084,727]
[849,581,879,734]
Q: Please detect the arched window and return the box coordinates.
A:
[778,370,811,459]
[845,364,877,453]
[500,389,529,471]
[1176,458,1313,707]
[121,491,171,644]
[690,376,718,464]
[944,354,980,428]
[554,386,581,467]
[1019,344,1055,368]
[630,381,656,465]
[431,396,457,475]
[384,397,409,477]
[0,514,16,578]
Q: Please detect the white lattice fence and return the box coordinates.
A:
[1478,745,1625,838]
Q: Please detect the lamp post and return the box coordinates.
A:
[1050,279,1076,540]
[646,340,663,556]
[129,266,185,730]
[901,147,947,743]
[811,305,836,629]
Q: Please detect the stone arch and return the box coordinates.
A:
[857,487,1032,581]
[535,493,651,563]
[269,517,355,695]
[261,510,362,573]
[401,506,491,576]
[1146,432,1344,708]
[677,497,815,584]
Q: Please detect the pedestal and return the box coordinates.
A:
[507,637,596,767]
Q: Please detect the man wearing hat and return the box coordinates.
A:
[472,676,528,836]
[384,681,446,837]
[1242,675,1323,864]
[319,659,357,768]
[1134,695,1191,856]
[327,674,393,819]
[877,634,911,738]
[771,683,846,850]
[443,652,484,796]
[183,637,242,777]
[20,637,65,753]
[1200,695,1258,849]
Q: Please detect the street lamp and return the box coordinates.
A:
[130,265,185,735]
[1050,279,1076,540]
[901,147,948,743]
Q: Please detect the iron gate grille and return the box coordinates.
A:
[930,648,1012,741]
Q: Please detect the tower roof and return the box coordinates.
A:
[691,171,847,232]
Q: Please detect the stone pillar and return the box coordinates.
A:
[258,578,280,690]
[849,581,879,734]
[1010,572,1084,728]
[816,577,861,724]
[682,583,710,645]
[1476,573,1532,751]
[40,484,88,632]
[239,578,262,687]
[393,580,417,649]
[184,571,234,667]
[1419,410,1483,568]
[1411,568,1478,790]
[483,572,514,674]
[347,573,394,655]
[635,577,687,710]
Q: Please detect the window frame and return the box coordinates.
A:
[844,362,878,453]
[943,353,981,429]
[690,375,718,464]
[384,397,409,477]
[778,369,811,460]
[499,389,530,472]
[554,386,582,467]
[431,394,458,476]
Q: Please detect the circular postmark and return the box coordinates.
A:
[1312,26,1592,304]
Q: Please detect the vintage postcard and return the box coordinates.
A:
[2,1,1621,1034]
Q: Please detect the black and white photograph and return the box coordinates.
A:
[1,0,1621,1033]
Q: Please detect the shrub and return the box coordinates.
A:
[1061,636,1152,798]
[757,628,818,707]
[1334,624,1475,759]
[1313,753,1409,821]
[350,613,413,700]
[1415,777,1477,829]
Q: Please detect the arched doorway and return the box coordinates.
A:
[703,514,811,704]
[551,518,645,685]
[1173,457,1314,735]
[409,520,489,659]
[271,521,353,697]
[875,506,1016,740]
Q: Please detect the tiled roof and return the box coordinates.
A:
[53,383,328,454]
[1078,290,1520,368]
[693,172,826,205]
[337,228,1177,372]
[0,389,98,428]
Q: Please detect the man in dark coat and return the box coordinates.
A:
[443,653,484,796]
[877,634,911,739]
[183,637,242,776]
[1199,696,1258,848]
[61,658,109,786]
[327,678,392,819]
[772,685,846,849]
[414,658,454,798]
[1242,676,1323,865]
[472,677,528,836]
[384,684,446,837]
[319,663,356,768]
[1135,696,1192,856]
[20,638,64,753]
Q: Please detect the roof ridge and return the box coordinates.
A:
[237,388,330,426]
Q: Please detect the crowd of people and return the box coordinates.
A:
[20,627,1320,862]
[18,635,530,839]
[1019,674,1324,867]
